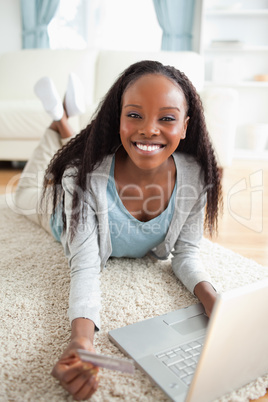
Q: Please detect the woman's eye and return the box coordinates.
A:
[127,112,141,119]
[160,116,176,122]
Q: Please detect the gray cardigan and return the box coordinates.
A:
[61,152,213,330]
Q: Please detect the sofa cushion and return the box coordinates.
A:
[0,100,49,140]
[0,100,80,140]
[0,49,98,105]
[94,50,205,104]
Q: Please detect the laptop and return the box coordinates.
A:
[108,278,268,402]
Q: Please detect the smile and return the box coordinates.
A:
[134,142,164,152]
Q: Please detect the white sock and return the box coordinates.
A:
[34,77,64,121]
[65,73,85,117]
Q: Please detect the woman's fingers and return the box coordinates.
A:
[59,359,85,383]
[52,353,99,400]
[73,374,99,401]
[52,337,100,399]
[60,362,99,401]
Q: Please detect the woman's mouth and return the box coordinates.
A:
[134,142,164,152]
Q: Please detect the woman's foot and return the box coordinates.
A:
[34,77,64,121]
[64,72,86,117]
[35,73,85,139]
[49,110,75,140]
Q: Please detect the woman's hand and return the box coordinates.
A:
[51,336,99,401]
[194,281,217,317]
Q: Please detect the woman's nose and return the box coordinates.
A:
[138,121,160,137]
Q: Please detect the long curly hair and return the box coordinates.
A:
[43,60,222,239]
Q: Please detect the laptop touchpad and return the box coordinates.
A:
[171,314,208,335]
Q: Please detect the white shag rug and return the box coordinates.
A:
[0,194,268,402]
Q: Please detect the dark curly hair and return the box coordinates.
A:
[43,60,222,239]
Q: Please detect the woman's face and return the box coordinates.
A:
[119,73,189,171]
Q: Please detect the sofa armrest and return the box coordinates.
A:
[199,87,239,168]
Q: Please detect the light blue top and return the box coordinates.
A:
[50,203,63,242]
[107,156,177,258]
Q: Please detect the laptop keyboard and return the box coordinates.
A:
[155,337,205,386]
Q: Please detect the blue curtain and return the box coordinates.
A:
[20,0,60,48]
[153,0,196,51]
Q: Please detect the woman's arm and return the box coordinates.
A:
[171,190,217,316]
[194,281,217,317]
[61,170,102,328]
[51,171,102,399]
[71,317,95,343]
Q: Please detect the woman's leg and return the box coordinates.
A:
[15,113,74,233]
[14,74,85,234]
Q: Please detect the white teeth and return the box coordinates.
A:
[136,143,161,152]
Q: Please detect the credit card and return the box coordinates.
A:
[77,349,135,374]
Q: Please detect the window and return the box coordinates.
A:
[48,0,161,51]
[48,0,87,49]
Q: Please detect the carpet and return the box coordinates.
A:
[0,194,268,402]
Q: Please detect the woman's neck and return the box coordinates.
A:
[114,147,175,188]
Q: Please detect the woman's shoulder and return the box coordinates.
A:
[62,154,114,178]
[173,152,201,172]
[92,154,114,175]
[173,152,205,189]
[63,165,78,178]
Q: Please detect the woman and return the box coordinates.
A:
[15,60,222,400]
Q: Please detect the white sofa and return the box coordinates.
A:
[0,48,238,166]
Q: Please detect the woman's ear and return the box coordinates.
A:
[181,116,190,139]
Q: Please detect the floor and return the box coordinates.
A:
[0,158,267,401]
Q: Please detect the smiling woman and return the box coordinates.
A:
[12,59,222,399]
